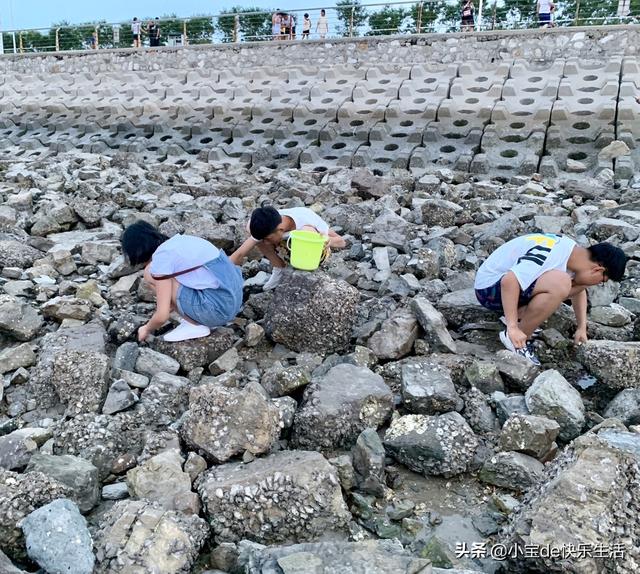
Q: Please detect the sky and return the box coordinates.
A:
[0,0,318,31]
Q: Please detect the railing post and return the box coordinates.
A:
[183,20,188,45]
[0,31,4,55]
[417,2,424,34]
[476,0,484,31]
[18,31,23,53]
[95,26,99,49]
[55,27,60,51]
[492,0,497,30]
[11,31,16,54]
[234,15,239,42]
[350,6,355,37]
[574,0,581,25]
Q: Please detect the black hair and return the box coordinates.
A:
[133,17,138,21]
[249,207,282,240]
[121,220,168,266]
[588,242,627,282]
[304,13,309,17]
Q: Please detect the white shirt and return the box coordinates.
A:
[132,21,141,34]
[149,234,220,289]
[538,0,552,13]
[279,207,329,238]
[475,233,576,291]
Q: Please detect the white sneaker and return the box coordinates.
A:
[499,330,541,366]
[499,316,542,338]
[263,267,284,291]
[163,321,211,342]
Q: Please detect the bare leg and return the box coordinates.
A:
[518,270,572,337]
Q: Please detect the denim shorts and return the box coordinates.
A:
[475,277,537,312]
[176,252,243,328]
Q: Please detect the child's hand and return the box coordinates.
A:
[138,324,151,342]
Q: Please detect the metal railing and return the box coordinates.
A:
[0,1,637,55]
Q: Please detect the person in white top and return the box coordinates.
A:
[537,0,554,27]
[131,17,142,48]
[474,233,627,365]
[121,221,244,343]
[233,206,346,290]
[316,9,329,39]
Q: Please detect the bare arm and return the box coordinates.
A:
[141,278,172,339]
[229,237,259,266]
[571,288,588,344]
[326,229,346,249]
[501,272,528,348]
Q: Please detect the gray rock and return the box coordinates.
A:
[116,369,149,389]
[589,304,633,327]
[420,198,463,227]
[352,428,386,496]
[240,540,430,574]
[244,323,265,347]
[577,340,640,390]
[127,449,197,513]
[494,393,530,425]
[462,387,500,435]
[197,450,350,545]
[93,499,209,573]
[0,548,28,573]
[21,499,94,574]
[0,295,44,341]
[499,414,560,459]
[437,288,496,328]
[401,359,463,415]
[411,297,457,353]
[264,270,359,354]
[464,361,505,394]
[525,370,585,441]
[184,452,208,482]
[0,429,41,470]
[135,347,180,377]
[494,350,540,390]
[102,379,139,415]
[260,364,310,398]
[113,341,139,372]
[26,454,99,513]
[587,281,620,307]
[479,451,545,491]
[603,389,640,426]
[181,381,280,463]
[0,343,36,375]
[383,412,479,478]
[42,296,91,322]
[209,346,239,375]
[273,396,297,429]
[368,309,418,360]
[292,364,393,451]
[136,372,190,428]
[102,482,129,500]
[0,240,42,268]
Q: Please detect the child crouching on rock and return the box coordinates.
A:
[233,206,346,290]
[121,221,244,343]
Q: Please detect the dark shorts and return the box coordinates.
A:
[462,16,474,25]
[133,34,140,41]
[539,12,551,24]
[475,277,537,312]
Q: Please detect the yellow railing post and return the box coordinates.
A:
[95,26,99,49]
[19,31,23,53]
[183,20,188,45]
[55,28,60,51]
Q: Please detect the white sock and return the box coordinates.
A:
[163,321,211,342]
[263,267,284,291]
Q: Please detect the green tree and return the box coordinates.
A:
[217,7,273,42]
[367,5,408,35]
[335,0,368,36]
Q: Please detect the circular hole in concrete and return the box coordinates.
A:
[513,111,532,116]
[125,133,136,139]
[371,88,385,94]
[314,166,328,172]
[523,87,541,93]
[424,78,436,84]
[304,119,317,126]
[160,135,172,141]
[242,140,254,146]
[384,143,399,151]
[284,141,298,148]
[375,157,393,163]
[365,99,378,105]
[414,98,426,104]
[322,98,333,104]
[574,110,594,116]
[475,76,488,82]
[579,86,599,93]
[529,76,543,83]
[350,120,364,126]
[568,151,588,160]
[573,122,590,130]
[583,75,598,81]
[380,79,391,84]
[332,142,347,149]
[250,129,265,135]
[262,118,274,124]
[337,80,348,85]
[223,117,234,123]
[391,132,408,138]
[466,98,479,104]
[328,88,341,93]
[440,145,456,153]
[444,133,464,139]
[469,86,488,93]
[520,98,534,105]
[323,155,338,160]
[500,149,518,158]
[510,122,525,129]
[568,136,590,144]
[453,119,468,127]
[503,135,524,142]
[400,120,414,127]
[578,98,594,104]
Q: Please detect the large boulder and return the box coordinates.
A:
[0,469,69,561]
[26,454,100,513]
[411,296,457,353]
[603,389,640,426]
[292,364,393,451]
[401,359,463,415]
[0,239,42,268]
[197,450,350,545]
[503,432,640,573]
[126,449,198,513]
[525,370,585,442]
[499,414,560,460]
[240,540,430,573]
[21,499,94,574]
[383,412,479,478]
[577,340,640,390]
[478,451,545,491]
[135,372,190,428]
[264,270,359,354]
[436,288,496,329]
[180,382,280,463]
[93,500,209,574]
[0,294,44,341]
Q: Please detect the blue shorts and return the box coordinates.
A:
[176,252,243,328]
[539,12,551,24]
[475,277,537,312]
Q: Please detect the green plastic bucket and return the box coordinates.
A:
[288,230,327,271]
